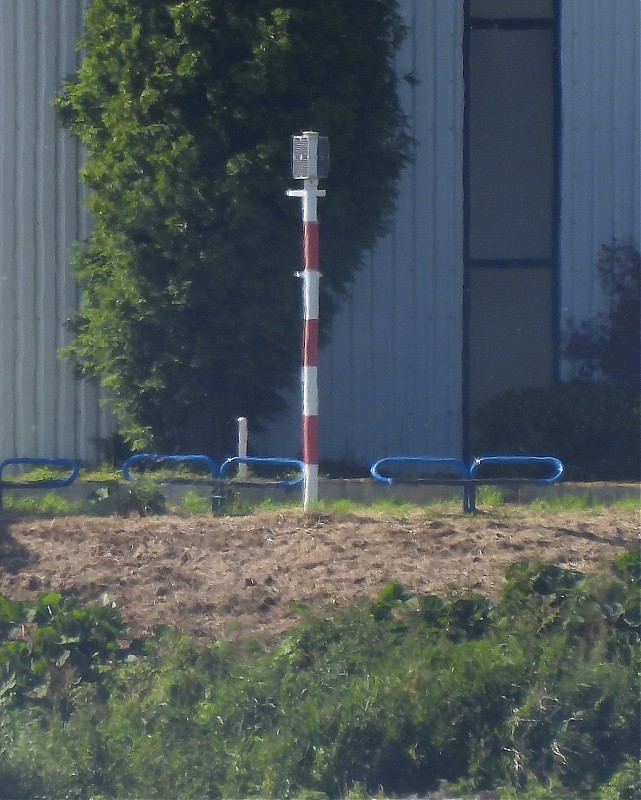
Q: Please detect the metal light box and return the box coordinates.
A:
[291,132,329,180]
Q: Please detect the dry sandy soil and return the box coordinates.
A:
[0,504,638,642]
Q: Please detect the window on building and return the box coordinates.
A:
[464,0,559,446]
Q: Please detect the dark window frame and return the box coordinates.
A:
[462,0,562,456]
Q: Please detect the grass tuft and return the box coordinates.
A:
[2,492,82,517]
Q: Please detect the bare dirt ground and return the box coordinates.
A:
[0,504,638,642]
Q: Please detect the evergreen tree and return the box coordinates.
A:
[57,0,410,455]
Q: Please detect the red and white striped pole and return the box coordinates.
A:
[287,132,328,510]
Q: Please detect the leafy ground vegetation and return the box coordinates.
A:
[0,500,638,799]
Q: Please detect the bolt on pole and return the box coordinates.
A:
[287,132,329,510]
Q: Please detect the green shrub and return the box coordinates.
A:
[0,592,127,711]
[473,381,640,480]
[598,759,641,800]
[87,476,167,516]
[56,0,409,454]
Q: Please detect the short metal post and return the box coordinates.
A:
[211,483,226,515]
[237,417,248,479]
[462,483,476,513]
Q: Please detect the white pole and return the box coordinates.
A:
[287,132,327,511]
[237,417,248,479]
[287,179,325,510]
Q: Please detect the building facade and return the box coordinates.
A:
[0,0,638,466]
[257,0,640,466]
[0,0,110,462]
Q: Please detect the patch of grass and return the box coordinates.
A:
[474,486,504,509]
[611,494,641,514]
[123,466,215,481]
[255,495,300,512]
[218,490,634,520]
[78,465,121,482]
[180,491,213,515]
[0,465,76,483]
[2,492,82,517]
[302,497,424,518]
[314,498,357,515]
[2,463,120,484]
[317,498,403,516]
[215,494,298,517]
[80,459,217,482]
[528,493,595,512]
[370,498,419,516]
[525,492,641,515]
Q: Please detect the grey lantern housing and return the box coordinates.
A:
[291,131,329,180]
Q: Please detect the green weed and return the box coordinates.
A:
[611,494,641,514]
[77,465,121,482]
[2,492,82,517]
[180,490,213,515]
[0,465,73,483]
[529,493,594,512]
[369,498,418,515]
[223,494,300,516]
[474,486,504,509]
[312,498,416,516]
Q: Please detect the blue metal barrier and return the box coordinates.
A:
[122,453,222,513]
[370,456,468,485]
[468,455,564,483]
[370,455,470,510]
[121,454,303,514]
[219,456,304,489]
[121,453,219,481]
[0,457,80,511]
[466,455,564,512]
[369,453,564,513]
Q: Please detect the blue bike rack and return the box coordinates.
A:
[370,456,470,511]
[370,456,468,486]
[466,455,564,512]
[219,456,304,489]
[122,453,223,513]
[121,454,303,514]
[121,453,219,481]
[370,453,564,513]
[0,457,80,512]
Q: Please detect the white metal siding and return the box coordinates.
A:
[0,0,109,462]
[559,0,640,353]
[1,0,637,468]
[256,0,465,466]
[259,0,640,465]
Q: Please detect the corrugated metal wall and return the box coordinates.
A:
[256,0,466,465]
[0,0,110,462]
[0,0,637,466]
[259,0,640,466]
[559,0,640,350]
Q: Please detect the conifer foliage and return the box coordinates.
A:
[57,0,409,454]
